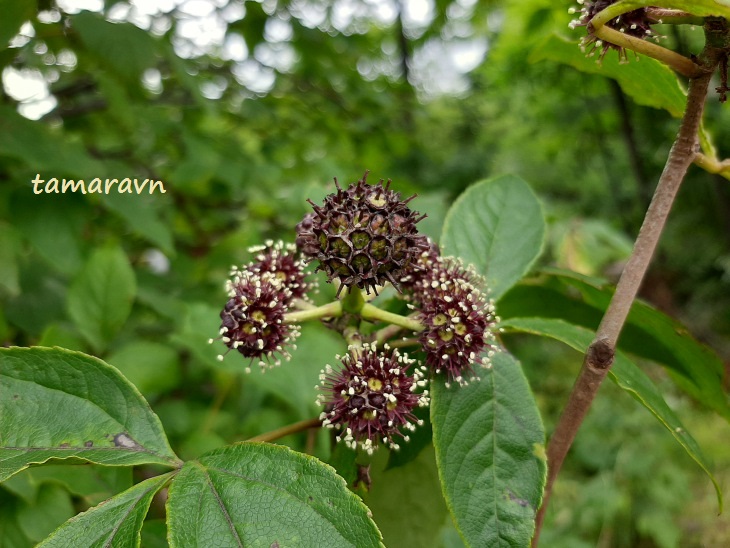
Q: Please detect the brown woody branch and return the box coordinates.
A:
[532,17,729,546]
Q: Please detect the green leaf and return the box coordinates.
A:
[100,193,174,256]
[0,106,105,174]
[0,346,180,482]
[364,446,451,548]
[441,175,545,301]
[0,223,21,297]
[2,464,132,506]
[499,269,730,420]
[385,406,432,470]
[531,33,687,118]
[431,351,547,547]
[141,519,169,548]
[37,324,87,352]
[106,341,181,399]
[37,472,173,548]
[72,12,157,83]
[11,194,85,276]
[500,316,723,511]
[166,443,383,547]
[66,245,137,352]
[17,483,75,543]
[0,0,36,50]
[0,494,33,548]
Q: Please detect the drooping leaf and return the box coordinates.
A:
[431,351,547,547]
[498,269,730,420]
[166,443,383,547]
[0,346,180,482]
[66,245,137,352]
[441,175,545,301]
[531,34,687,118]
[500,316,723,511]
[36,473,173,548]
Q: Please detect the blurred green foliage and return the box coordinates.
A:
[1,0,729,546]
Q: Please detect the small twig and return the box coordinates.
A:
[532,19,726,546]
[244,418,322,443]
[593,25,702,77]
[694,153,730,179]
[283,301,342,323]
[361,303,425,332]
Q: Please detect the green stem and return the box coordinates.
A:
[589,1,703,77]
[387,337,420,349]
[343,325,364,355]
[361,303,425,332]
[694,153,730,179]
[646,8,704,26]
[283,301,342,323]
[341,286,366,314]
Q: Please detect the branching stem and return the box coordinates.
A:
[532,18,727,546]
[361,303,425,332]
[283,301,342,323]
[592,25,702,77]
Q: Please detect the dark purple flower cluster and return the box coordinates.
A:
[247,240,312,302]
[212,241,308,372]
[569,0,657,60]
[296,172,429,296]
[407,254,498,386]
[316,343,429,453]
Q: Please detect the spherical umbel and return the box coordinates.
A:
[414,256,498,386]
[246,240,312,302]
[212,269,300,373]
[569,0,657,61]
[316,343,429,454]
[296,172,429,296]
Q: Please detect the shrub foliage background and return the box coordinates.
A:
[1,0,730,546]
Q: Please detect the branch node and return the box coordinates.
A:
[587,338,614,370]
